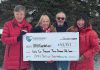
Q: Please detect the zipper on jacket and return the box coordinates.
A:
[19,27,27,70]
[8,46,10,57]
[84,30,86,45]
[75,62,77,70]
[18,30,22,70]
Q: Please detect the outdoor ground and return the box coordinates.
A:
[94,52,100,70]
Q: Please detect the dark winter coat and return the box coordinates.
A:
[31,25,57,70]
[53,22,68,32]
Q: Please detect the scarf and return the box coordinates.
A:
[42,27,51,32]
[13,18,26,28]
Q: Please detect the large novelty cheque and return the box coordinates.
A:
[23,32,79,61]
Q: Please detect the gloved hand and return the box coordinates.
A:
[17,30,27,41]
[79,55,85,62]
[47,61,54,63]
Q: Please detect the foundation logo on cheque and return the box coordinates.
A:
[26,36,32,42]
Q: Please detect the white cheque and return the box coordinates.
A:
[23,32,79,61]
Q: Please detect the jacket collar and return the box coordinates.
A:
[67,24,92,32]
[54,21,68,27]
[78,25,92,32]
[11,18,27,28]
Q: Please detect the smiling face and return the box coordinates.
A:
[40,17,50,29]
[56,12,66,26]
[77,19,85,28]
[14,10,25,23]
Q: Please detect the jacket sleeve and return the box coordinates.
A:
[1,22,18,45]
[83,30,100,59]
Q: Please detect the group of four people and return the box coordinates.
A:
[1,5,100,70]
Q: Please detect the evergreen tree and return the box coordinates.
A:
[0,0,100,36]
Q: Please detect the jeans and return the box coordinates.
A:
[57,61,69,70]
[33,61,57,70]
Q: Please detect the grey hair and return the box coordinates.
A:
[56,11,66,19]
[14,5,26,12]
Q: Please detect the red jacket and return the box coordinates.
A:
[1,19,32,69]
[67,25,99,70]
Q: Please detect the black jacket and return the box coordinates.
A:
[31,26,44,32]
[53,22,68,32]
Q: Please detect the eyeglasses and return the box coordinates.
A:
[57,17,65,20]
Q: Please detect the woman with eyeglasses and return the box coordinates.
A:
[31,15,57,70]
[67,13,99,70]
[1,5,32,70]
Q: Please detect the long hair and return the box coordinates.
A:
[74,13,90,28]
[36,15,51,27]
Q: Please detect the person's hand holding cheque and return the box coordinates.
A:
[17,30,27,41]
[79,55,85,62]
[47,60,54,63]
